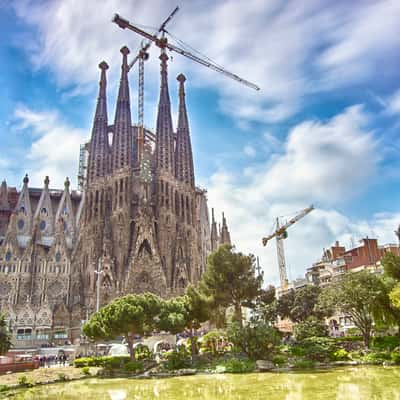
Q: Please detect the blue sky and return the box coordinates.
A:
[1,0,400,284]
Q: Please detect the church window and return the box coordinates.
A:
[138,239,152,256]
[55,252,61,262]
[17,219,24,230]
[41,207,47,215]
[19,206,25,214]
[39,220,46,231]
[5,251,11,262]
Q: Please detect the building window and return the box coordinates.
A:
[16,328,32,340]
[18,219,25,230]
[54,331,68,339]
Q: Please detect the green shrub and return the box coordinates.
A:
[162,347,191,371]
[291,337,337,362]
[361,351,391,364]
[222,358,255,373]
[200,330,229,356]
[0,385,9,393]
[293,359,316,369]
[227,322,281,361]
[74,356,97,367]
[17,375,34,388]
[81,366,90,376]
[346,328,362,337]
[332,348,349,361]
[124,360,144,373]
[135,344,151,361]
[390,351,400,364]
[272,354,288,367]
[293,317,328,341]
[372,336,400,351]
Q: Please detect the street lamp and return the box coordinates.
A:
[94,258,104,313]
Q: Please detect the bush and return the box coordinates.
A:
[291,337,337,362]
[135,344,151,361]
[293,359,316,369]
[293,317,328,341]
[227,322,281,361]
[372,336,400,351]
[360,351,391,364]
[272,354,288,367]
[81,366,90,376]
[162,347,191,371]
[74,355,132,369]
[17,375,34,388]
[124,360,144,373]
[221,358,255,373]
[332,348,349,361]
[200,330,229,356]
[0,385,9,393]
[390,351,400,364]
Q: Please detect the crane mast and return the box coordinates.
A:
[262,205,314,289]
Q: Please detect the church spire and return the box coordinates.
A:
[87,61,110,185]
[155,51,175,174]
[210,208,218,251]
[220,212,231,246]
[112,46,134,171]
[175,74,194,187]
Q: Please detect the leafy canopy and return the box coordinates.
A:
[201,245,262,326]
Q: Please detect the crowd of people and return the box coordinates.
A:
[36,352,69,368]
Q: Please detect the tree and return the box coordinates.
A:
[159,285,210,360]
[277,285,328,323]
[382,252,400,281]
[83,293,163,360]
[389,283,400,310]
[200,245,262,327]
[0,313,12,355]
[293,316,328,341]
[332,271,388,347]
[253,286,278,326]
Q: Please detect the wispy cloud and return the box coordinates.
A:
[206,105,391,283]
[10,0,400,124]
[10,105,87,188]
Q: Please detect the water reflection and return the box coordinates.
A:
[11,366,400,400]
[107,389,127,400]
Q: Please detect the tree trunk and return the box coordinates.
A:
[234,303,243,328]
[126,335,136,361]
[363,330,371,348]
[189,326,196,363]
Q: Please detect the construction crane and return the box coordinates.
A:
[123,7,180,160]
[112,11,260,91]
[262,205,314,289]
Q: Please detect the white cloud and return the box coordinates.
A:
[243,145,256,158]
[11,0,400,124]
[10,105,87,189]
[387,89,400,115]
[206,106,390,285]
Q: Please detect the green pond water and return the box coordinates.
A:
[9,366,400,400]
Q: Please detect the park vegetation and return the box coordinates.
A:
[80,245,400,375]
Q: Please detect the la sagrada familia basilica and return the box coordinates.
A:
[0,46,231,346]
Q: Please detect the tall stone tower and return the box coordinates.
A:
[0,45,232,347]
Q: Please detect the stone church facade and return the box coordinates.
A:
[0,46,231,347]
